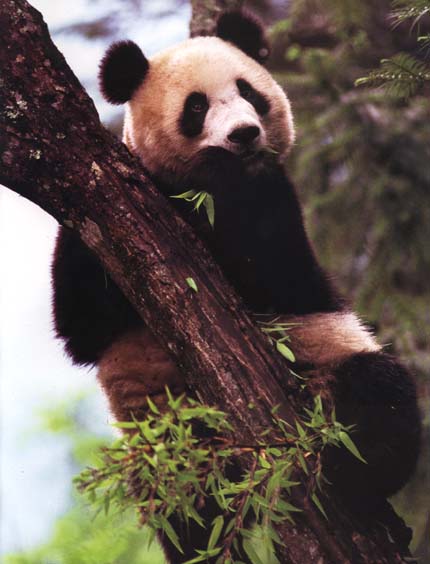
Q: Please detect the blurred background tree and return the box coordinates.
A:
[2,0,429,562]
[270,0,430,367]
[268,0,430,558]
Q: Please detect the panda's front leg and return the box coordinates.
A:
[96,327,185,422]
[52,228,186,420]
[52,227,142,365]
[325,351,421,504]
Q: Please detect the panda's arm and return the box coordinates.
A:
[52,227,141,365]
[176,147,342,314]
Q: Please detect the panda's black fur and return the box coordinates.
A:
[52,10,421,562]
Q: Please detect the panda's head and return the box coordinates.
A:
[99,11,295,181]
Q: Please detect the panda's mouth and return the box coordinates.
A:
[239,149,264,164]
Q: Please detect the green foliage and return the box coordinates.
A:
[392,0,430,23]
[75,393,362,564]
[257,317,297,363]
[5,395,165,564]
[356,53,430,98]
[35,395,109,467]
[5,505,164,564]
[171,189,215,228]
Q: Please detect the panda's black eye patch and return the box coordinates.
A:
[237,79,270,116]
[179,92,209,138]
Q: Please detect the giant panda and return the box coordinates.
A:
[52,10,421,562]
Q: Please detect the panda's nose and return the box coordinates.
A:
[228,125,260,145]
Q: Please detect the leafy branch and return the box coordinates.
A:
[356,0,430,98]
[356,53,430,98]
[75,393,365,564]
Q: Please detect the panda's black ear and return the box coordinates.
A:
[216,10,270,64]
[99,40,149,105]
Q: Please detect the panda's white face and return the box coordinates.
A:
[195,79,267,158]
[123,37,295,181]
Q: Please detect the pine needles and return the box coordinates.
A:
[356,53,430,98]
[356,1,430,99]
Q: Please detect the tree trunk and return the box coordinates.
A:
[0,1,413,562]
[189,0,243,36]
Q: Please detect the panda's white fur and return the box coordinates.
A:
[275,312,381,365]
[123,37,295,181]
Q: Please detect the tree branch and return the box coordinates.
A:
[0,1,412,562]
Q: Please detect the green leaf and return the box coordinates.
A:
[295,421,306,439]
[186,504,205,528]
[172,190,215,227]
[339,431,367,464]
[171,189,198,200]
[242,538,265,564]
[296,449,309,475]
[194,191,208,211]
[203,193,215,228]
[277,500,302,513]
[112,421,138,429]
[207,515,224,551]
[128,433,141,447]
[331,407,337,424]
[184,553,212,564]
[146,395,160,414]
[311,493,328,520]
[314,395,323,414]
[276,341,296,362]
[186,277,198,293]
[185,548,222,564]
[266,525,285,547]
[146,526,157,548]
[160,516,184,554]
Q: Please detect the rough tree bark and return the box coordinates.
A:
[0,1,413,562]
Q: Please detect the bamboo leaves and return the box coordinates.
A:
[75,393,365,563]
[172,190,215,228]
